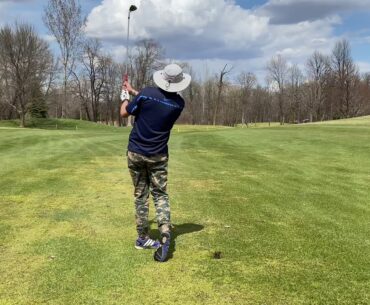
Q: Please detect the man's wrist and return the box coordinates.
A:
[130,89,138,96]
[120,89,130,101]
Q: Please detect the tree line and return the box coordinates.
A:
[1,0,369,127]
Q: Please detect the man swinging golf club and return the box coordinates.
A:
[120,64,191,262]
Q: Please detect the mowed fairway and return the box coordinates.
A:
[0,118,369,305]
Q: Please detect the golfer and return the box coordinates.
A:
[120,64,191,262]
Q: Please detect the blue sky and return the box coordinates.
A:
[238,0,267,9]
[1,0,370,81]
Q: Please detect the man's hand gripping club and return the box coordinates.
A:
[120,80,138,118]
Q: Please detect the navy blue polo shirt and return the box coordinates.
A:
[126,87,185,156]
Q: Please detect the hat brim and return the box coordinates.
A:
[153,70,191,93]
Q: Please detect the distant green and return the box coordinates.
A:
[0,118,369,305]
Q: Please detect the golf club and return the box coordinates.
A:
[124,4,138,82]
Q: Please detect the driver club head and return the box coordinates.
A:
[129,5,137,12]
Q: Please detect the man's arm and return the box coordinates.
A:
[120,100,130,118]
[125,81,139,96]
[120,81,139,118]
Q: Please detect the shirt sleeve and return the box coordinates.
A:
[126,90,145,116]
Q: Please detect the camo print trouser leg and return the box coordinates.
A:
[127,151,171,236]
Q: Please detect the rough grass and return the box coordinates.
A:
[310,115,370,126]
[0,118,369,305]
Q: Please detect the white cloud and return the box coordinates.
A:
[260,0,370,24]
[357,61,370,74]
[84,0,367,82]
[41,34,56,43]
[86,0,270,60]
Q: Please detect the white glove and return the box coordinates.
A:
[120,89,130,101]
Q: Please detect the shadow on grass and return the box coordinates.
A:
[150,222,204,261]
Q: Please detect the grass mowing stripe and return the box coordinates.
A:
[0,118,369,304]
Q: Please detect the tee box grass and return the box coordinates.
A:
[0,118,369,304]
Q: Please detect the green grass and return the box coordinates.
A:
[0,118,369,305]
[236,122,282,128]
[0,118,121,130]
[310,115,370,126]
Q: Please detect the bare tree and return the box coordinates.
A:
[287,64,304,123]
[213,64,232,126]
[360,73,370,114]
[131,39,164,89]
[43,0,85,118]
[102,61,121,125]
[252,85,273,124]
[0,23,54,127]
[0,55,13,119]
[71,75,91,121]
[181,66,202,125]
[331,39,362,118]
[0,72,6,119]
[202,77,217,125]
[306,51,330,121]
[237,72,257,126]
[72,38,109,122]
[267,55,288,124]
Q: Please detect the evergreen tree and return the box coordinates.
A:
[30,87,48,118]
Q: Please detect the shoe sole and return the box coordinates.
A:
[154,245,170,262]
[135,245,160,250]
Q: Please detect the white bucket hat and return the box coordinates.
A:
[153,64,191,92]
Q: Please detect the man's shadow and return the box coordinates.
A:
[149,222,204,261]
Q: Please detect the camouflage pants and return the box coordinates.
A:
[127,151,171,236]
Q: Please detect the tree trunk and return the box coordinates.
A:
[85,103,91,121]
[127,116,132,127]
[117,103,122,127]
[20,109,25,128]
[63,69,67,118]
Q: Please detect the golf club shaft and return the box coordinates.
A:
[124,11,131,82]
